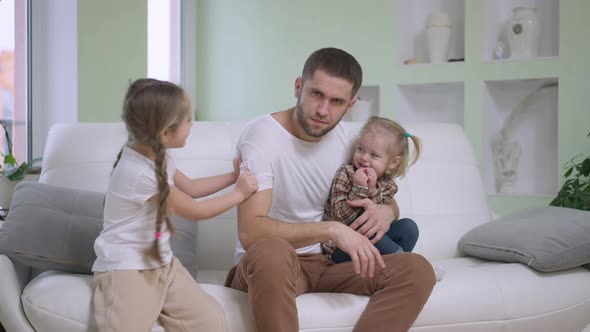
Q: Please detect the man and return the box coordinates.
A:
[226,47,435,332]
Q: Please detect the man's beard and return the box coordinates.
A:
[295,100,340,138]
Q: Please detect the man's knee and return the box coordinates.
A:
[382,253,435,295]
[244,238,298,273]
[404,253,435,298]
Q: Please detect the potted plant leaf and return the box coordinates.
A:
[0,120,42,210]
[549,132,590,211]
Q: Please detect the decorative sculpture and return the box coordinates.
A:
[492,82,557,193]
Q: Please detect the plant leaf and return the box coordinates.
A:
[580,158,590,177]
[4,154,16,166]
[564,166,574,178]
[5,162,28,181]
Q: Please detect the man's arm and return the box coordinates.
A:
[237,188,386,278]
[347,175,400,243]
[237,189,335,250]
[347,199,397,244]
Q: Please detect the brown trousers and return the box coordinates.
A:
[94,257,226,332]
[225,238,435,332]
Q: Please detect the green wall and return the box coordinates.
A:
[194,0,590,216]
[195,0,394,122]
[76,0,590,216]
[78,0,147,122]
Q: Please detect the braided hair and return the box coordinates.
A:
[112,78,190,262]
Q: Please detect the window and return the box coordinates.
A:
[148,0,181,83]
[148,0,197,116]
[0,0,29,164]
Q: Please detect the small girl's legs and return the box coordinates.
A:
[93,269,165,331]
[331,218,419,264]
[159,258,226,331]
[93,258,226,332]
[382,217,419,252]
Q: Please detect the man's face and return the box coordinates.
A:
[294,70,356,140]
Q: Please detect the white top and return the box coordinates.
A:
[234,114,356,263]
[92,145,175,272]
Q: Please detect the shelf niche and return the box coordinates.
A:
[395,0,465,65]
[343,86,380,123]
[483,0,559,62]
[483,78,558,197]
[395,82,464,126]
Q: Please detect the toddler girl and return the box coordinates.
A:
[323,116,421,264]
[92,78,258,331]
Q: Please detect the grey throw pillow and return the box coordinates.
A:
[458,206,590,272]
[170,216,199,277]
[0,182,198,277]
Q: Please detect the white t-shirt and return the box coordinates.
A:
[92,145,175,272]
[234,114,356,263]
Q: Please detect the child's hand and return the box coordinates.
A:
[232,157,241,182]
[364,168,377,191]
[235,171,258,200]
[352,168,368,187]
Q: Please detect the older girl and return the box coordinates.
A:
[92,78,257,331]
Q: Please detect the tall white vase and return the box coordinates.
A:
[507,7,540,59]
[426,12,452,64]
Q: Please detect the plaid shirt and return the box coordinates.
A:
[321,164,398,257]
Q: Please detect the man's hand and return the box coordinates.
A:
[330,222,386,278]
[352,168,368,187]
[347,199,394,244]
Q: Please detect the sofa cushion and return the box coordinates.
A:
[20,271,166,332]
[0,182,198,277]
[458,206,590,272]
[21,259,590,332]
[0,182,103,274]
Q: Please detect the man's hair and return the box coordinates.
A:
[301,47,363,97]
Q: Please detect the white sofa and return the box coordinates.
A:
[1,121,590,332]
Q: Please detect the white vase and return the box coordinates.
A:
[507,7,540,59]
[426,12,452,64]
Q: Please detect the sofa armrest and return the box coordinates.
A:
[0,255,36,332]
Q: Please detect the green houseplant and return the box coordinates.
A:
[550,131,590,211]
[0,120,42,210]
[0,119,41,181]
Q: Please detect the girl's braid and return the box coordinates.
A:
[147,137,175,262]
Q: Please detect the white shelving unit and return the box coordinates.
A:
[395,0,465,64]
[483,78,558,196]
[482,0,559,61]
[391,0,562,202]
[394,83,464,126]
[344,86,380,123]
